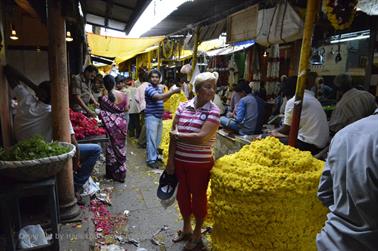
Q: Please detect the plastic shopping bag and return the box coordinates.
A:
[18,225,48,248]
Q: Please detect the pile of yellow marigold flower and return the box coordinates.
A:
[210,137,327,251]
[163,92,187,114]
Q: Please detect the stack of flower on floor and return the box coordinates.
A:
[210,137,327,251]
[69,109,106,140]
[160,92,187,164]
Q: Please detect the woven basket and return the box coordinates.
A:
[0,142,76,181]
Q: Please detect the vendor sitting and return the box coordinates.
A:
[329,74,376,135]
[271,73,329,154]
[220,82,265,135]
[5,65,101,199]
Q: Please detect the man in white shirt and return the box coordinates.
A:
[5,65,100,197]
[317,109,378,251]
[135,70,150,147]
[272,73,329,154]
[329,74,377,135]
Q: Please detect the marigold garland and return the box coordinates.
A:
[162,40,174,59]
[160,119,173,165]
[324,0,357,30]
[163,92,188,114]
[209,137,327,251]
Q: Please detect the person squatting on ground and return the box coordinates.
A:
[144,69,180,169]
[166,72,220,250]
[99,75,129,183]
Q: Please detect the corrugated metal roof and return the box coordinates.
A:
[142,0,250,37]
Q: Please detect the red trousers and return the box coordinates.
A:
[175,158,214,219]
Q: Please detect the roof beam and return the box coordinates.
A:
[87,21,126,32]
[168,0,259,36]
[87,13,127,26]
[104,0,113,27]
[15,0,39,18]
[125,0,152,33]
[98,0,134,11]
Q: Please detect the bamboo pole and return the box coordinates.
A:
[189,26,201,80]
[157,42,161,70]
[48,0,80,220]
[288,0,319,147]
[147,51,152,71]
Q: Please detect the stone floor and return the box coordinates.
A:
[61,138,187,251]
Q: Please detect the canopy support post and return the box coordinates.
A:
[189,26,201,80]
[288,0,318,147]
[48,0,80,220]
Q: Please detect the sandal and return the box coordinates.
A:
[184,238,205,251]
[172,230,192,243]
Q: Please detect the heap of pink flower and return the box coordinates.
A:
[69,109,106,140]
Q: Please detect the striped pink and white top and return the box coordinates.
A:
[174,98,220,164]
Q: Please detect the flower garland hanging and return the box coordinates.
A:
[162,40,174,59]
[324,0,358,30]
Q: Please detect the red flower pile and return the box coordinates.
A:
[69,109,106,140]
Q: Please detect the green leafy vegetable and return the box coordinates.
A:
[0,136,70,161]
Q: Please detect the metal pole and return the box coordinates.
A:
[47,0,80,220]
[288,0,319,147]
[189,26,201,80]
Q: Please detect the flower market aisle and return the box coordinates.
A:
[61,138,185,251]
[108,138,184,251]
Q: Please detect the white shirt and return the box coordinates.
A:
[284,90,329,148]
[317,109,378,251]
[14,85,73,142]
[329,88,377,133]
[213,94,225,114]
[126,86,138,114]
[135,82,150,112]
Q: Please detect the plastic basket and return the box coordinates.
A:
[0,142,76,181]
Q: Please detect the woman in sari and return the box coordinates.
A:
[99,75,128,183]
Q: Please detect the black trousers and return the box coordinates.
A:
[128,113,141,138]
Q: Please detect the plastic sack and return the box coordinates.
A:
[180,64,192,74]
[160,183,178,209]
[256,1,303,46]
[81,176,100,197]
[18,225,48,248]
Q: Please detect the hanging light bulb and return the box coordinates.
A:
[66,31,73,42]
[10,24,19,40]
[263,50,268,57]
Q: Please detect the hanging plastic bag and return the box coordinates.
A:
[18,225,48,248]
[256,1,303,46]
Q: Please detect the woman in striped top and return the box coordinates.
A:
[167,72,220,250]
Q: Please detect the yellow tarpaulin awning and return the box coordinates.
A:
[180,38,226,60]
[87,33,165,64]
